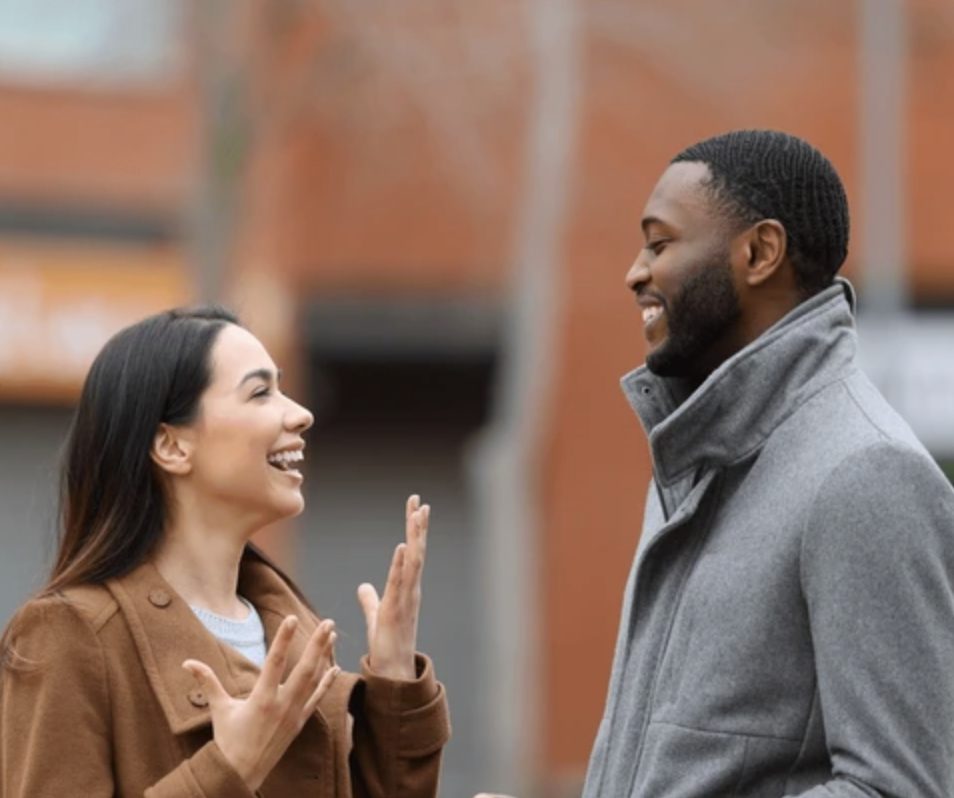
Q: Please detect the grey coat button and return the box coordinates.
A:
[188,689,209,708]
[148,589,172,608]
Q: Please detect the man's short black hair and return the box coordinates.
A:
[672,130,850,297]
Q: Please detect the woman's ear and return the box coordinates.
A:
[151,423,193,476]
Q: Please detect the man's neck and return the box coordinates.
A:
[690,290,805,389]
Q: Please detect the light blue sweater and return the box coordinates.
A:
[190,597,266,668]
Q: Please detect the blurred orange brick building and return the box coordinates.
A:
[1,2,952,795]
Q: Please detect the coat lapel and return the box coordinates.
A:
[106,554,318,735]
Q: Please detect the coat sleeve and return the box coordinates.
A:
[349,653,452,798]
[0,597,259,798]
[1,597,114,798]
[789,442,954,797]
[144,741,261,798]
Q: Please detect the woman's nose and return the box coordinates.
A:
[285,398,314,434]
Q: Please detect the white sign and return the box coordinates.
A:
[0,0,183,87]
[858,313,954,457]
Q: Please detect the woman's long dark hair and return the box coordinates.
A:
[2,305,316,670]
[46,305,239,593]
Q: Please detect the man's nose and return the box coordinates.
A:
[626,253,650,292]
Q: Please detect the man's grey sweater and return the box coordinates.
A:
[583,281,954,797]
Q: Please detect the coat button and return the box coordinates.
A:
[188,689,209,708]
[148,589,172,608]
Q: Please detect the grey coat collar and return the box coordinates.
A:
[621,279,858,487]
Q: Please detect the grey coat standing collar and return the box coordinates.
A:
[620,279,858,487]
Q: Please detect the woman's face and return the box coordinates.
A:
[183,324,314,527]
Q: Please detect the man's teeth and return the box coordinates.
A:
[642,306,663,325]
[267,450,304,469]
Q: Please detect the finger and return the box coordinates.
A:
[406,494,421,522]
[255,615,298,695]
[411,504,429,560]
[302,664,341,719]
[405,496,421,544]
[182,659,230,709]
[383,543,406,600]
[399,506,426,587]
[316,630,338,684]
[285,620,335,698]
[357,582,380,628]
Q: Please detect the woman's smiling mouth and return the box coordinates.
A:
[267,449,304,473]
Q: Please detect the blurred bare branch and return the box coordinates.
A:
[304,0,529,201]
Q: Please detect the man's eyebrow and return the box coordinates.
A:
[641,215,666,235]
[237,368,282,389]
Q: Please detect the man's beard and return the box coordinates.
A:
[645,254,742,379]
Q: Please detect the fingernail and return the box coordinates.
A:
[330,632,338,645]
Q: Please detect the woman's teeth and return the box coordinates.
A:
[267,450,304,471]
[642,306,663,326]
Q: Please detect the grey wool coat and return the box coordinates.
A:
[583,281,954,797]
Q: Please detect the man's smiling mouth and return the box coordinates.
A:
[642,305,663,326]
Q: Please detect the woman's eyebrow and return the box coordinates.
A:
[237,368,283,389]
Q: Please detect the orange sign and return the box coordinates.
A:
[0,236,194,403]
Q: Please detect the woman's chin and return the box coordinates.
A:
[242,492,306,532]
[269,493,305,521]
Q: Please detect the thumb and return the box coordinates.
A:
[356,583,380,628]
[182,659,229,708]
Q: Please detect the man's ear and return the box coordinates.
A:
[151,423,193,476]
[738,219,787,287]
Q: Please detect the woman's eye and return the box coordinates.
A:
[252,387,271,399]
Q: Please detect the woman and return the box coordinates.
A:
[0,306,449,797]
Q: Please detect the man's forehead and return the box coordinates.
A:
[641,160,714,231]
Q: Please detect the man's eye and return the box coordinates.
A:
[252,387,271,399]
[647,240,668,254]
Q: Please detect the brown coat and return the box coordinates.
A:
[0,553,451,797]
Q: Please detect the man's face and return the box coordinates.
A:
[627,161,744,381]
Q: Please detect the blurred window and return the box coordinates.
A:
[0,0,184,88]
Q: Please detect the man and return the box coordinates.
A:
[580,129,954,796]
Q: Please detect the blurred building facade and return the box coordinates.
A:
[1,2,953,797]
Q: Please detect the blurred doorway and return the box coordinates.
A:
[294,295,498,798]
[0,406,72,622]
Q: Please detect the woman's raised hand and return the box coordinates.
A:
[182,616,339,791]
[357,494,430,680]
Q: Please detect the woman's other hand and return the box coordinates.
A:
[182,615,339,791]
[357,494,430,680]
